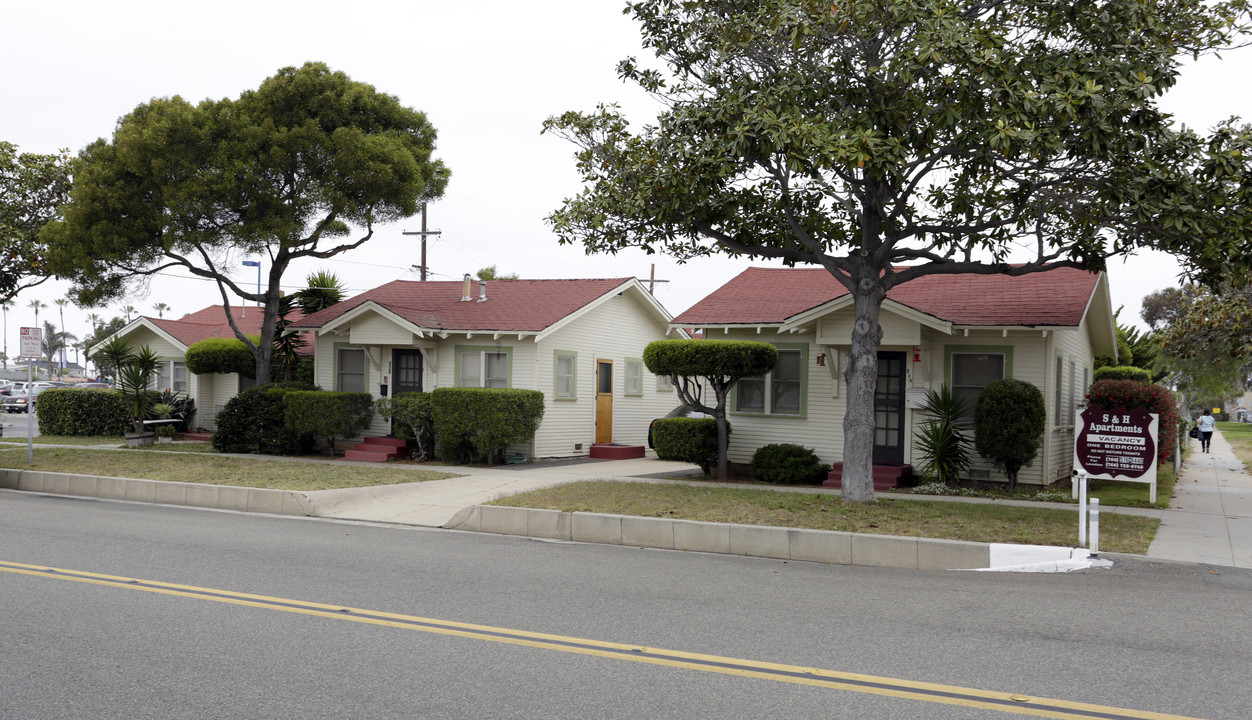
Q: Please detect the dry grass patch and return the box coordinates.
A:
[490,481,1158,553]
[0,447,460,491]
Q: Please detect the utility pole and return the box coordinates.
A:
[645,263,671,295]
[402,204,442,281]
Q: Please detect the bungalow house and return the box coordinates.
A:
[91,304,313,430]
[671,266,1117,487]
[287,275,685,458]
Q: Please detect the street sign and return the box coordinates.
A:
[19,326,41,360]
[1073,406,1158,502]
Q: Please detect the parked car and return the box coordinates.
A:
[2,382,60,413]
[647,404,711,448]
[1,381,27,397]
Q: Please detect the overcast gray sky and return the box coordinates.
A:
[4,0,1249,362]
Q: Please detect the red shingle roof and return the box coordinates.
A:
[672,266,1102,327]
[293,278,636,332]
[145,305,314,355]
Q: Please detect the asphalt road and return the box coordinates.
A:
[2,491,1250,719]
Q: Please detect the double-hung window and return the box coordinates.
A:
[554,350,576,399]
[459,348,509,388]
[735,346,803,415]
[952,351,1006,412]
[156,360,188,392]
[337,348,366,393]
[625,358,643,396]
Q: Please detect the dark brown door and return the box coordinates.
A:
[392,350,424,395]
[873,352,906,465]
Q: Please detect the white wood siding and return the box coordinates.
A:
[535,292,676,457]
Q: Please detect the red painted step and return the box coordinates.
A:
[342,448,392,463]
[363,437,406,449]
[589,443,645,460]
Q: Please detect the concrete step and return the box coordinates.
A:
[342,449,391,463]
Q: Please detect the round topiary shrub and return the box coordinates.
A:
[974,378,1047,490]
[749,443,829,485]
[1093,365,1152,383]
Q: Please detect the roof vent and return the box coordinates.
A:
[461,274,472,302]
[478,280,487,303]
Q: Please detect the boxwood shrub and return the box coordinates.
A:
[283,391,376,455]
[376,392,433,460]
[652,417,728,475]
[1093,365,1152,384]
[36,387,131,436]
[430,387,544,464]
[749,443,829,485]
[212,382,317,455]
[185,336,258,377]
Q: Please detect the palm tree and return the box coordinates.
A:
[294,270,347,314]
[87,312,101,331]
[123,305,136,323]
[41,320,76,379]
[54,298,71,373]
[152,302,170,318]
[27,300,46,377]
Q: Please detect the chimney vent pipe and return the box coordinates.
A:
[461,274,472,302]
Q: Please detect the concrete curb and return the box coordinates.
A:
[448,504,996,570]
[0,468,311,517]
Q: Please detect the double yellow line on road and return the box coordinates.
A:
[1,560,1199,720]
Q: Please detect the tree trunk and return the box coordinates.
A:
[715,414,730,480]
[841,268,886,503]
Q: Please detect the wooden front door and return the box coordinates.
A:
[873,352,906,465]
[595,359,613,444]
[392,349,424,395]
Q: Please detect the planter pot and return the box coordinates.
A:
[125,432,156,448]
[157,436,173,444]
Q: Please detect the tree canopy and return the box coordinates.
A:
[46,61,449,383]
[547,0,1252,501]
[0,142,72,302]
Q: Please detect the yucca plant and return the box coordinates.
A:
[913,384,973,484]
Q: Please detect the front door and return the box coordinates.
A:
[873,351,906,465]
[392,349,424,396]
[595,359,613,444]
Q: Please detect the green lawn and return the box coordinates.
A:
[0,446,460,491]
[490,481,1158,553]
[1218,421,1252,471]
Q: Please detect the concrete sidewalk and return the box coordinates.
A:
[1146,429,1252,568]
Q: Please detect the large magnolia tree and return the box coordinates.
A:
[45,62,449,383]
[0,142,72,302]
[545,0,1252,501]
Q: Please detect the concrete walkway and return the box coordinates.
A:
[1146,428,1252,568]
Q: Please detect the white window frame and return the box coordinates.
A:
[554,350,576,399]
[155,360,188,393]
[625,358,643,396]
[457,347,510,388]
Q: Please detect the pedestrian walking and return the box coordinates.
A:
[1197,410,1217,453]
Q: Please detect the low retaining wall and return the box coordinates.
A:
[0,469,312,517]
[447,505,993,570]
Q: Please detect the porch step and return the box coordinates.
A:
[342,448,392,463]
[177,432,213,442]
[823,463,914,492]
[362,436,407,449]
[589,443,646,460]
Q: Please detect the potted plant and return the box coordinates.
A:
[151,403,176,443]
[154,423,177,444]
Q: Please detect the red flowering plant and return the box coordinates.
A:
[1083,379,1179,463]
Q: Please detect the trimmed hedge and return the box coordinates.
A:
[749,443,828,485]
[284,391,376,455]
[1084,379,1179,464]
[212,382,317,455]
[643,339,777,378]
[36,388,131,436]
[652,417,727,475]
[1093,365,1152,383]
[430,387,544,464]
[185,336,258,377]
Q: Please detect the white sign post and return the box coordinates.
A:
[19,327,42,464]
